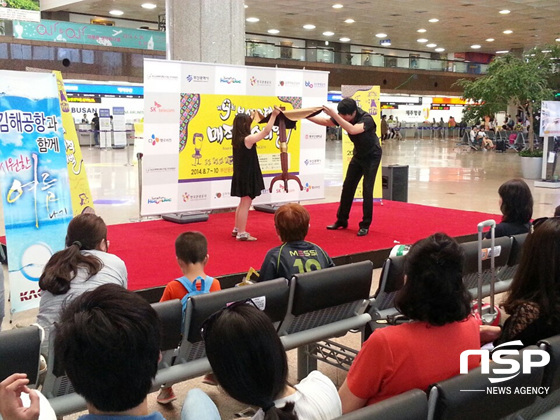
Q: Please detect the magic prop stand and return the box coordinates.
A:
[254,112,305,214]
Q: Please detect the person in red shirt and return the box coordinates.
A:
[157,231,221,404]
[338,233,481,413]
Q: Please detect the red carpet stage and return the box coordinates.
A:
[107,201,501,291]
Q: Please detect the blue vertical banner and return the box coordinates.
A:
[0,71,73,313]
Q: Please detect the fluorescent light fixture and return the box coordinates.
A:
[427,43,437,48]
[471,44,481,49]
[496,50,509,54]
[417,38,428,43]
[503,30,513,34]
[344,18,355,23]
[339,37,351,42]
[303,24,316,30]
[268,29,279,34]
[323,31,335,36]
[332,3,343,8]
[141,3,156,9]
[499,9,510,14]
[375,33,387,38]
[556,38,560,42]
[417,28,427,33]
[246,17,259,22]
[429,18,439,23]
[435,47,445,52]
[109,9,123,16]
[244,4,248,8]
[543,50,552,53]
[486,38,494,42]
[325,41,329,45]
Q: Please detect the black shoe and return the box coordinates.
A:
[357,228,369,236]
[326,221,348,230]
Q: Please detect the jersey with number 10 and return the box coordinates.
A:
[258,240,335,281]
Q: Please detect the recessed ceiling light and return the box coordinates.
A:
[503,29,513,34]
[332,3,343,8]
[496,50,509,54]
[499,9,510,14]
[323,31,335,36]
[303,24,316,30]
[417,28,427,33]
[339,37,351,42]
[417,38,428,43]
[109,9,123,16]
[344,18,355,23]
[141,3,156,9]
[244,4,248,8]
[246,17,259,23]
[429,18,439,23]
[471,44,481,49]
[375,33,387,38]
[268,29,279,34]
[556,38,560,42]
[427,43,437,48]
[435,47,445,52]
[486,38,495,42]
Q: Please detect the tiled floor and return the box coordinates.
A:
[1,133,558,419]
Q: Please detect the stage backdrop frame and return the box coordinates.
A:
[141,59,329,216]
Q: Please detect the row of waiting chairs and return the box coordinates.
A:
[335,334,560,420]
[369,233,527,330]
[1,260,374,416]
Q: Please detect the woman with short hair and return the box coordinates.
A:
[338,233,480,413]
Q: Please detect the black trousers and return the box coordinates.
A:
[336,153,382,229]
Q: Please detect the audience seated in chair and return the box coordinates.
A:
[0,284,219,420]
[202,301,342,419]
[259,203,334,282]
[485,178,533,239]
[484,217,560,348]
[36,213,128,356]
[157,231,221,405]
[338,233,480,414]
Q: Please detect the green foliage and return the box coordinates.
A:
[5,0,39,11]
[456,45,560,150]
[519,149,543,158]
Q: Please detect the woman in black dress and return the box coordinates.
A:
[231,107,280,241]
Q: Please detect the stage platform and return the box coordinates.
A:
[107,200,500,301]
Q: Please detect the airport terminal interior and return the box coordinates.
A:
[1,0,560,419]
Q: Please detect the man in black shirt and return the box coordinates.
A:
[309,98,382,236]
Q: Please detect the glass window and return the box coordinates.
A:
[0,43,7,59]
[11,44,32,60]
[33,46,54,61]
[101,51,123,74]
[82,49,94,64]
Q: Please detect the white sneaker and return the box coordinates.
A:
[236,232,257,241]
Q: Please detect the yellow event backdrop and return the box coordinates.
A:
[54,71,94,215]
[178,94,298,182]
[341,86,382,199]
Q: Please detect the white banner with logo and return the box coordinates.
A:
[142,59,328,216]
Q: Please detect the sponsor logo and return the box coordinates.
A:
[149,101,174,113]
[147,73,178,81]
[278,80,300,88]
[249,76,272,87]
[220,76,242,84]
[146,167,175,174]
[303,182,321,192]
[304,158,322,166]
[305,134,323,140]
[305,80,327,89]
[185,74,210,83]
[214,192,231,199]
[148,134,173,146]
[147,196,172,204]
[459,340,550,395]
[182,192,207,202]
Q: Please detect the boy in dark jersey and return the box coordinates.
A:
[258,203,334,281]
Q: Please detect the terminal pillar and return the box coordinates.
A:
[165,0,245,65]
